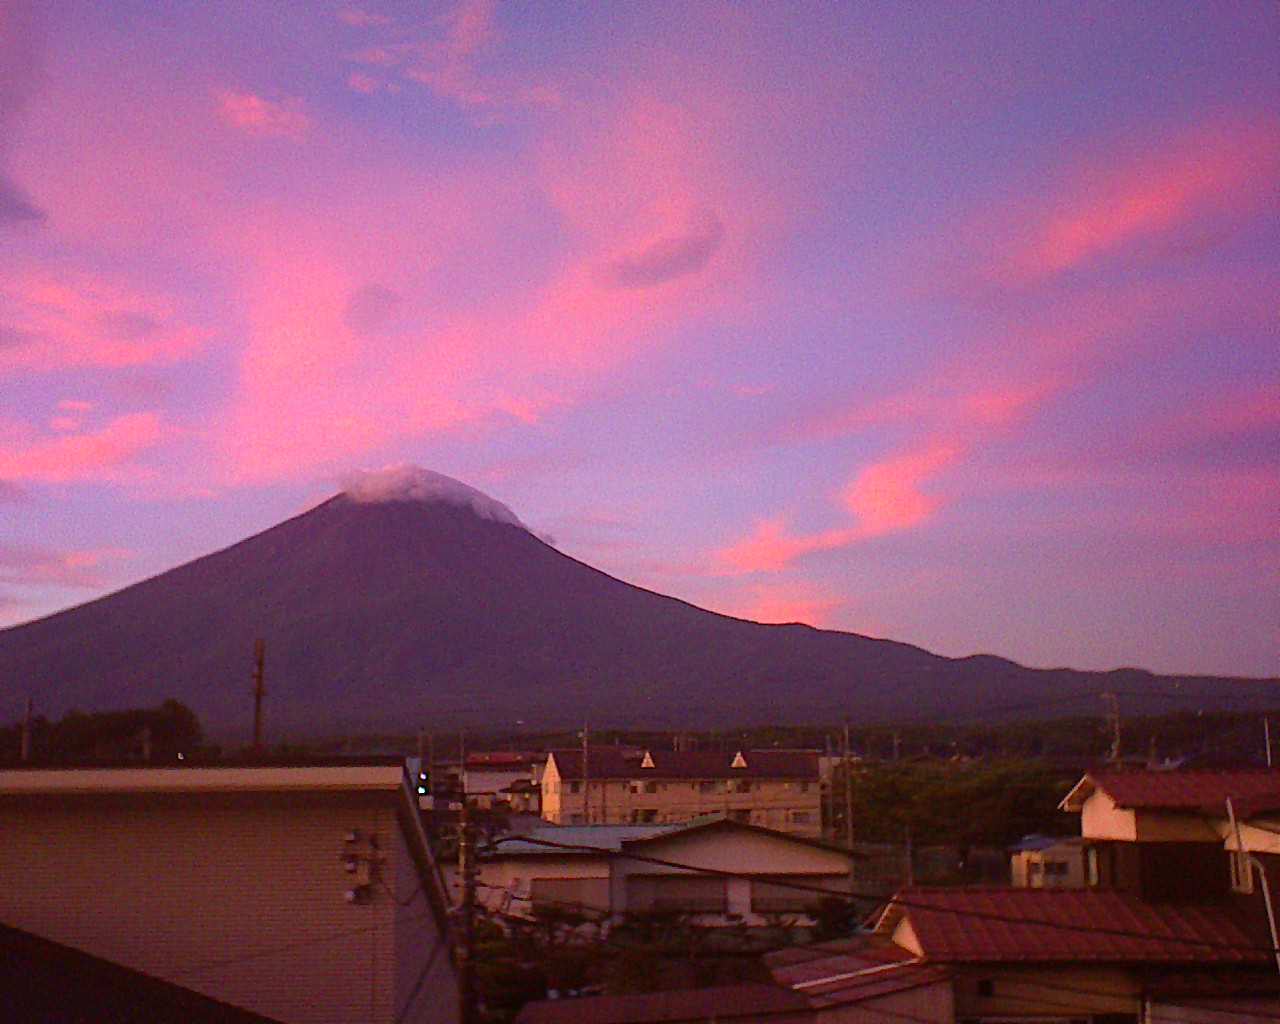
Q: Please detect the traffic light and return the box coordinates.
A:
[416,768,430,796]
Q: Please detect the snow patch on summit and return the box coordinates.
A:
[341,465,525,528]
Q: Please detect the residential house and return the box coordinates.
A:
[872,885,1272,1022]
[480,814,854,928]
[541,748,822,837]
[1009,834,1086,888]
[0,763,459,1024]
[863,769,1280,1022]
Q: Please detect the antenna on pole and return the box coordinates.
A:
[1102,692,1121,764]
[252,638,266,754]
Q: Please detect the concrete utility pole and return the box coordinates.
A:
[456,795,478,1024]
[892,731,901,762]
[19,696,32,757]
[1102,692,1121,763]
[581,722,590,824]
[251,638,266,753]
[1265,718,1273,769]
[843,720,856,889]
[842,721,854,851]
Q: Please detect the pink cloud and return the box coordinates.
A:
[841,441,965,537]
[347,0,562,113]
[347,71,381,94]
[216,90,311,140]
[337,7,391,28]
[966,117,1280,287]
[0,412,166,483]
[710,579,845,628]
[209,77,782,483]
[0,271,208,375]
[0,544,132,587]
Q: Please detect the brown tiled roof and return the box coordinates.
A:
[1064,770,1280,814]
[548,749,818,782]
[879,887,1271,965]
[515,983,811,1023]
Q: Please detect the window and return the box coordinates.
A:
[791,811,810,823]
[633,809,658,823]
[698,780,717,793]
[731,810,751,823]
[644,781,658,794]
[1086,847,1099,886]
[1029,862,1044,877]
[734,779,752,793]
[569,781,581,794]
[799,782,810,793]
[1044,861,1068,877]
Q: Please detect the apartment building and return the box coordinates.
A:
[541,748,821,837]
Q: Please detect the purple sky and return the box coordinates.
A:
[2,1,1277,679]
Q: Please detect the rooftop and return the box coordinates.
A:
[515,982,811,1024]
[766,937,951,1010]
[0,764,409,795]
[1060,770,1280,815]
[876,887,1271,965]
[548,748,818,781]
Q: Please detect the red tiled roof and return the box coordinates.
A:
[1067,770,1280,814]
[548,749,818,782]
[514,983,811,1024]
[880,887,1271,965]
[766,939,950,1010]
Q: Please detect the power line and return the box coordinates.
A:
[489,834,1279,957]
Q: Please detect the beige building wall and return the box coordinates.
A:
[1079,790,1221,843]
[610,826,852,925]
[0,789,456,1024]
[476,854,610,916]
[1010,842,1085,888]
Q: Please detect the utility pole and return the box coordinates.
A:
[1265,718,1273,769]
[581,722,590,824]
[251,638,266,754]
[892,731,901,762]
[843,720,856,888]
[456,793,478,1024]
[19,701,31,762]
[1102,692,1121,764]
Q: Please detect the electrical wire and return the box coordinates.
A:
[488,833,1280,957]
[474,881,1280,1020]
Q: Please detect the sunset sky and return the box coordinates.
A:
[2,1,1277,679]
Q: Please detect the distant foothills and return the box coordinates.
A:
[1,469,1275,740]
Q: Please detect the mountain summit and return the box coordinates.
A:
[2,468,1273,738]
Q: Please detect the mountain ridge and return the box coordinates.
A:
[3,487,1274,739]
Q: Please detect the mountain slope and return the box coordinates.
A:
[2,488,1273,738]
